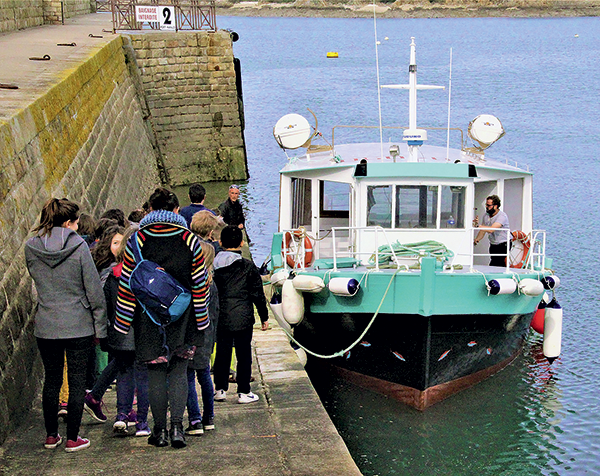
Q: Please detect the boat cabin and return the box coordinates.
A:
[278,140,533,269]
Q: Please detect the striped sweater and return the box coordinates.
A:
[114,211,209,334]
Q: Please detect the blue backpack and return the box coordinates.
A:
[129,232,191,326]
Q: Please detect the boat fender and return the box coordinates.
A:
[269,293,293,335]
[543,298,562,364]
[328,277,360,296]
[292,274,325,293]
[530,298,547,334]
[291,342,308,366]
[488,278,517,295]
[271,269,290,287]
[541,275,561,290]
[281,279,305,325]
[518,278,544,296]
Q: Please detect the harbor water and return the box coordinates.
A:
[196,15,600,475]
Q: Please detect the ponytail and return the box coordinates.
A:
[33,198,80,237]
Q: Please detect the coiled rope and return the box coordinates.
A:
[369,240,454,266]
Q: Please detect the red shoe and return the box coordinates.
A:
[44,434,63,449]
[64,436,90,452]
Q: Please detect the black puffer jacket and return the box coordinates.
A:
[218,199,245,228]
[213,251,268,332]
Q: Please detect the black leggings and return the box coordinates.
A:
[37,336,93,441]
[147,356,188,430]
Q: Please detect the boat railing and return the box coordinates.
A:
[331,126,465,151]
[464,228,547,273]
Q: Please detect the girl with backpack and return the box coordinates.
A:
[25,198,107,452]
[114,188,210,449]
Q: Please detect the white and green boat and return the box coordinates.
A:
[267,38,562,410]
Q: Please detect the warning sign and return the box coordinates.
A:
[135,6,159,22]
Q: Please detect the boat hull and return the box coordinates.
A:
[295,310,532,410]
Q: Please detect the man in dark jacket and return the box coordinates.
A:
[212,226,268,404]
[218,185,246,230]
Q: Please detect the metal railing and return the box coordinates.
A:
[281,225,547,274]
[96,0,111,12]
[110,0,216,33]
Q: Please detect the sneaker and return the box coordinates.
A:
[44,434,63,449]
[135,421,151,437]
[202,416,215,431]
[57,403,68,418]
[238,392,259,404]
[127,409,137,427]
[214,389,226,402]
[113,413,129,434]
[185,420,204,435]
[64,436,90,452]
[84,392,107,422]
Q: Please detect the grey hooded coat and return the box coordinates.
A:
[25,226,107,340]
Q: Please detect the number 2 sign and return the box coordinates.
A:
[159,6,175,30]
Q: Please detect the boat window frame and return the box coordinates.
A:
[320,180,350,219]
[363,181,468,230]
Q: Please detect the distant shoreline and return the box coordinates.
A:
[216,3,600,19]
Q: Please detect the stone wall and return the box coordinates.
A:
[126,30,249,186]
[0,35,160,445]
[0,0,95,33]
[0,0,44,33]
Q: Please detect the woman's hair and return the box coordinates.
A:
[148,187,179,212]
[100,208,128,227]
[199,241,215,284]
[211,216,227,241]
[33,198,80,237]
[127,209,146,223]
[91,225,125,271]
[94,218,118,240]
[115,225,139,263]
[77,213,96,237]
[190,210,219,240]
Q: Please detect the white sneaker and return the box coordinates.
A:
[238,392,259,404]
[214,389,226,402]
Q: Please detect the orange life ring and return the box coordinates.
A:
[283,230,314,268]
[510,230,531,269]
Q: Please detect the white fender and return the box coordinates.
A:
[488,278,517,295]
[541,275,561,290]
[269,297,293,335]
[271,269,290,287]
[292,274,325,293]
[543,298,562,363]
[518,279,544,296]
[281,279,305,325]
[328,277,360,296]
[294,346,307,366]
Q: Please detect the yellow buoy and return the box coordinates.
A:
[326,52,339,58]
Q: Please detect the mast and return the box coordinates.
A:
[382,38,444,162]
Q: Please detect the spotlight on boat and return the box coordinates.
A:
[466,114,505,154]
[389,144,399,161]
[273,113,312,150]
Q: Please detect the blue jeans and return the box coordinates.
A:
[115,353,149,423]
[186,365,214,423]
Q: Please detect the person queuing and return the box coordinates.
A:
[25,198,107,452]
[180,183,216,227]
[114,188,210,449]
[212,226,268,405]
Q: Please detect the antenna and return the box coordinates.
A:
[446,48,453,161]
[381,38,445,162]
[373,5,384,161]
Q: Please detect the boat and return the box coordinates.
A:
[266,38,562,410]
[326,52,339,58]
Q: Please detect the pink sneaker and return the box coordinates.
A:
[65,436,90,452]
[44,434,63,449]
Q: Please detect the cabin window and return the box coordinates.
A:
[291,178,311,229]
[440,186,466,228]
[395,185,437,229]
[320,181,349,218]
[367,185,392,228]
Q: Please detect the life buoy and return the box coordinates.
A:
[510,230,531,269]
[283,230,314,268]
